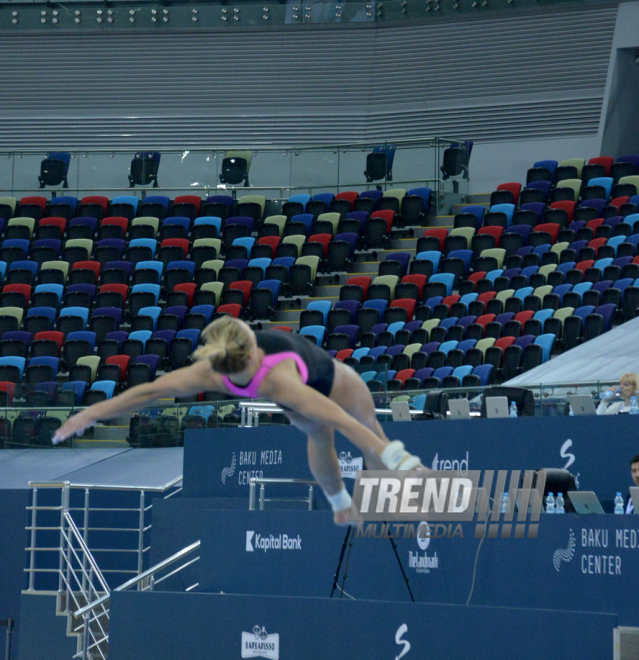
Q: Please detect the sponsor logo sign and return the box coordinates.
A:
[246,530,302,553]
[339,451,363,479]
[552,529,576,571]
[221,453,236,484]
[241,626,279,660]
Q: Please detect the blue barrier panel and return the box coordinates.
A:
[109,590,617,660]
[17,593,78,660]
[0,489,29,660]
[183,426,359,498]
[151,507,639,625]
[184,415,639,501]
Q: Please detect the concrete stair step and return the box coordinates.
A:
[256,221,453,331]
[429,215,455,227]
[465,192,492,204]
[60,591,111,658]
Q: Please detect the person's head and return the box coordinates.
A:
[193,316,256,374]
[631,454,639,487]
[619,373,639,399]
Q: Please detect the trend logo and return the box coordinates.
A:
[394,623,411,660]
[560,439,575,470]
[552,529,576,572]
[221,453,236,484]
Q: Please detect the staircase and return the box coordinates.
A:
[57,591,110,660]
[261,191,493,332]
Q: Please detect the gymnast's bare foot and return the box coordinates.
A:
[333,508,365,526]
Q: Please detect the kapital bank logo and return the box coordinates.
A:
[221,453,236,484]
[241,625,279,659]
[246,530,302,552]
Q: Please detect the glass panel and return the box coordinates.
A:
[0,379,622,451]
[0,138,475,205]
[148,150,218,195]
[76,152,133,197]
[0,154,16,195]
[337,145,375,192]
[12,153,49,199]
[290,148,338,195]
[242,149,292,199]
[392,144,438,189]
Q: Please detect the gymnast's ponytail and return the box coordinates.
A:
[193,316,253,374]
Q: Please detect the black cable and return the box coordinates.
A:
[466,495,496,606]
[330,526,352,599]
[385,527,415,603]
[339,526,356,599]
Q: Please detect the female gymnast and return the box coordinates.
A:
[53,316,423,525]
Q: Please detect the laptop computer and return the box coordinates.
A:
[485,396,509,419]
[568,394,597,416]
[390,401,412,422]
[629,487,639,513]
[448,398,471,419]
[567,491,605,514]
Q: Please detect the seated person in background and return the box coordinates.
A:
[626,454,639,514]
[596,373,639,415]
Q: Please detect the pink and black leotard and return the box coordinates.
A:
[222,330,335,399]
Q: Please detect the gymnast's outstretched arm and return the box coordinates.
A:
[52,361,225,444]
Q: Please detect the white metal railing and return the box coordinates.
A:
[25,479,185,660]
[238,401,422,427]
[72,541,201,660]
[26,479,183,592]
[61,510,111,660]
[248,477,317,511]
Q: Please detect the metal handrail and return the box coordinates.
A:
[0,137,464,157]
[63,512,110,595]
[28,476,183,492]
[249,477,318,511]
[26,479,183,593]
[74,540,201,617]
[25,479,190,660]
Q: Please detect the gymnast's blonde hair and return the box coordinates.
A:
[192,316,253,374]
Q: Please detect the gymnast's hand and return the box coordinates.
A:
[52,409,97,445]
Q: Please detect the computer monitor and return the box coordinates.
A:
[448,399,471,419]
[568,395,597,416]
[485,396,509,419]
[390,401,412,422]
[567,491,605,514]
